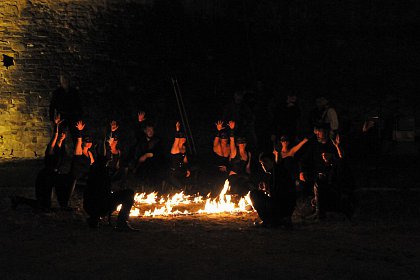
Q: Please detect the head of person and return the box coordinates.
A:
[59,129,67,142]
[83,135,93,149]
[236,137,247,151]
[233,91,244,104]
[59,73,70,90]
[315,96,328,110]
[286,95,297,105]
[219,131,229,146]
[313,123,329,144]
[259,152,275,174]
[279,135,290,149]
[143,121,155,139]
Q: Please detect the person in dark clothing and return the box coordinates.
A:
[83,156,138,231]
[299,123,354,220]
[131,111,162,185]
[62,121,95,209]
[227,121,252,197]
[10,115,71,211]
[100,121,128,185]
[212,120,230,184]
[167,122,191,188]
[269,94,301,144]
[250,152,296,228]
[49,73,83,144]
[223,91,257,151]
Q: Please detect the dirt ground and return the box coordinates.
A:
[1,159,420,279]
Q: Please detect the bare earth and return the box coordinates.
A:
[1,159,420,279]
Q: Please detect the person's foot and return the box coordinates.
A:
[115,221,139,232]
[253,221,270,228]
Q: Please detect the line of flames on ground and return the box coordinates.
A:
[116,179,254,217]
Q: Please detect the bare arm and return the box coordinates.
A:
[245,152,251,174]
[74,121,85,156]
[171,122,181,154]
[331,134,344,159]
[228,121,237,159]
[289,138,308,157]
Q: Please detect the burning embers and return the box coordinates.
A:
[116,180,254,217]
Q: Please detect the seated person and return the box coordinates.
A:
[83,155,137,231]
[250,152,296,228]
[212,120,230,180]
[130,111,162,184]
[227,121,252,196]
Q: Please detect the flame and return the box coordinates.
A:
[115,179,254,217]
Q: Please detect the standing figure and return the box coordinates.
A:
[49,73,83,144]
[310,96,339,138]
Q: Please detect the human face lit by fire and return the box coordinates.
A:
[221,138,229,146]
[144,126,154,139]
[280,139,289,149]
[83,142,93,149]
[314,128,327,144]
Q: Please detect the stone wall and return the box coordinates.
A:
[1,1,419,158]
[0,0,156,158]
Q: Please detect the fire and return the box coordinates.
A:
[116,179,254,217]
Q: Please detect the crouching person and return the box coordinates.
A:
[83,156,138,231]
[250,152,296,228]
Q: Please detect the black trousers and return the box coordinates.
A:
[228,174,252,197]
[250,190,295,224]
[35,169,74,208]
[84,189,135,224]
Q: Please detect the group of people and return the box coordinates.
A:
[10,74,356,231]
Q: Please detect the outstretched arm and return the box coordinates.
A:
[171,122,181,154]
[74,121,85,156]
[289,138,309,157]
[228,121,237,159]
[213,120,224,156]
[47,114,63,155]
[331,134,344,159]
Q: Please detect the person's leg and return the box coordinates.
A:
[35,168,53,209]
[250,190,273,224]
[55,174,76,209]
[109,189,136,230]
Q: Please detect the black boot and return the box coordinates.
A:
[115,221,139,232]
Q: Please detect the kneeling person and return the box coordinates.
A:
[83,157,137,231]
[250,153,296,227]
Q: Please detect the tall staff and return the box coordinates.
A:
[171,77,197,155]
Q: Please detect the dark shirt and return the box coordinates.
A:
[229,153,248,175]
[269,162,296,204]
[70,154,91,180]
[44,145,66,171]
[84,162,112,216]
[299,137,338,179]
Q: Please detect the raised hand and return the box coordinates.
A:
[54,114,63,125]
[330,133,340,147]
[110,120,119,132]
[176,121,181,132]
[75,120,85,131]
[228,120,235,130]
[137,111,146,122]
[215,120,224,131]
